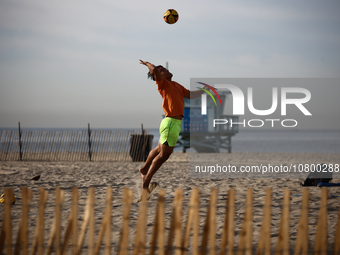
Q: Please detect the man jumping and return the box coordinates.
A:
[139,59,211,192]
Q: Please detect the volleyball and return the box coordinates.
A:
[0,193,16,204]
[163,9,179,24]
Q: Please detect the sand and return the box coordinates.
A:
[0,152,340,253]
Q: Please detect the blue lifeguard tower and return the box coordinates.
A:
[176,92,239,153]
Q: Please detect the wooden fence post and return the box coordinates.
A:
[77,189,92,255]
[314,188,328,255]
[182,188,199,255]
[334,198,340,254]
[149,189,166,255]
[88,123,92,161]
[256,188,272,255]
[1,188,14,255]
[46,188,64,255]
[94,187,112,255]
[166,189,183,255]
[157,190,166,255]
[30,188,48,255]
[72,188,79,255]
[56,188,63,255]
[200,188,218,255]
[133,189,148,255]
[105,187,112,255]
[293,188,309,255]
[219,188,235,255]
[18,187,32,255]
[118,188,133,255]
[275,189,290,255]
[18,122,22,161]
[237,188,253,255]
[62,187,79,255]
[88,188,95,255]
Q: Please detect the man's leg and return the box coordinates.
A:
[139,139,162,176]
[140,142,174,189]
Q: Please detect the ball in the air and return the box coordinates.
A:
[163,9,179,24]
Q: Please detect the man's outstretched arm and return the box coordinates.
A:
[139,59,162,81]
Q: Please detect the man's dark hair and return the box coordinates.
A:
[148,65,163,81]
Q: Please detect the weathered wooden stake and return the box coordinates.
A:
[256,188,272,255]
[88,188,95,255]
[77,190,92,255]
[30,188,48,255]
[219,188,235,255]
[293,188,309,255]
[94,187,112,255]
[200,188,218,255]
[314,188,328,255]
[62,187,79,255]
[20,187,32,255]
[182,188,199,255]
[105,187,112,255]
[274,189,290,255]
[165,189,183,255]
[72,188,79,255]
[237,188,253,255]
[149,189,166,255]
[334,198,340,254]
[46,188,64,255]
[118,188,133,255]
[4,188,13,255]
[133,189,148,255]
[18,122,22,161]
[88,123,92,161]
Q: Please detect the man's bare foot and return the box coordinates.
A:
[137,182,160,203]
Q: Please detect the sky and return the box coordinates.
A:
[0,0,339,129]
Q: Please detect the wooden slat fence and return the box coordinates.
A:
[0,187,340,254]
[0,129,153,162]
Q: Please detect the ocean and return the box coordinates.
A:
[1,128,340,154]
[149,129,340,153]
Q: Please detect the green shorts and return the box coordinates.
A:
[159,117,182,147]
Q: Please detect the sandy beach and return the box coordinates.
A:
[1,152,340,253]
